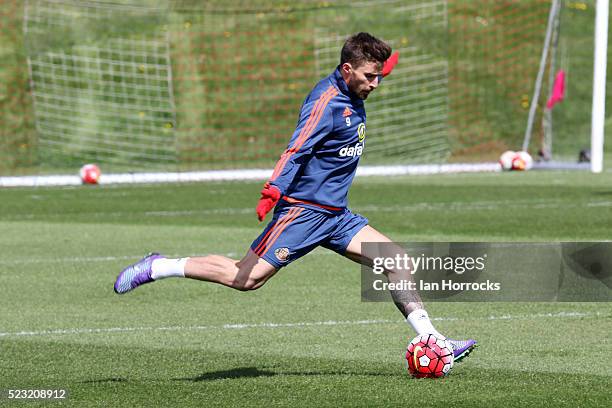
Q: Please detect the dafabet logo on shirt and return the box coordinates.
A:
[339,123,366,157]
[339,144,364,157]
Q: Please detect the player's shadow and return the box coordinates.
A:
[175,367,276,381]
[591,190,612,196]
[174,366,393,382]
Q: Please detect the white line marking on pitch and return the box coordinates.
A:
[0,255,139,265]
[0,251,341,266]
[0,253,244,266]
[0,312,603,338]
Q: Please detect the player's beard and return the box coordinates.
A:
[347,74,375,100]
[359,89,371,100]
[352,85,372,100]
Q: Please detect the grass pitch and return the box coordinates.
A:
[1,171,611,407]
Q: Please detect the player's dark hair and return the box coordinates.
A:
[340,32,391,68]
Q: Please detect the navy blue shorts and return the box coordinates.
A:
[250,203,369,269]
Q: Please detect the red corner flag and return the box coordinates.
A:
[546,70,565,109]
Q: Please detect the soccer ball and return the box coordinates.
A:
[499,150,533,171]
[80,164,101,184]
[499,150,515,171]
[512,151,533,171]
[405,334,454,378]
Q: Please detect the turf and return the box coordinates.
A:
[0,171,611,407]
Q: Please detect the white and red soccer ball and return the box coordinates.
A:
[499,150,533,171]
[405,334,454,378]
[79,164,101,184]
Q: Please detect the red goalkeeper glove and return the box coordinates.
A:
[382,51,399,77]
[256,182,281,221]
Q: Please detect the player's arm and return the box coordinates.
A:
[256,96,335,221]
[269,101,334,194]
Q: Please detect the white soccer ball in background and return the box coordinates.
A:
[80,164,101,184]
[499,150,533,171]
[499,150,515,171]
[512,151,533,171]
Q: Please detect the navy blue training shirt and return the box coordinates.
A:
[268,67,369,212]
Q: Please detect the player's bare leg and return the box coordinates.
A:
[184,250,278,291]
[344,225,424,317]
[114,249,278,293]
[344,225,477,361]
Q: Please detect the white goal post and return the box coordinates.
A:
[591,0,609,173]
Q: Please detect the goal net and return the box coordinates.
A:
[0,0,600,178]
[24,0,176,171]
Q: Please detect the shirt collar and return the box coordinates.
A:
[333,66,352,97]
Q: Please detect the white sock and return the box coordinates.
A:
[151,257,188,280]
[406,309,445,339]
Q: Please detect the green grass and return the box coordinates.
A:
[0,172,611,406]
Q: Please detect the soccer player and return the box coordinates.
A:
[114,32,476,361]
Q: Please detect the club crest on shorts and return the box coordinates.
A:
[274,247,290,262]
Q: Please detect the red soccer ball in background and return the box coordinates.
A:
[406,334,454,378]
[80,164,101,184]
